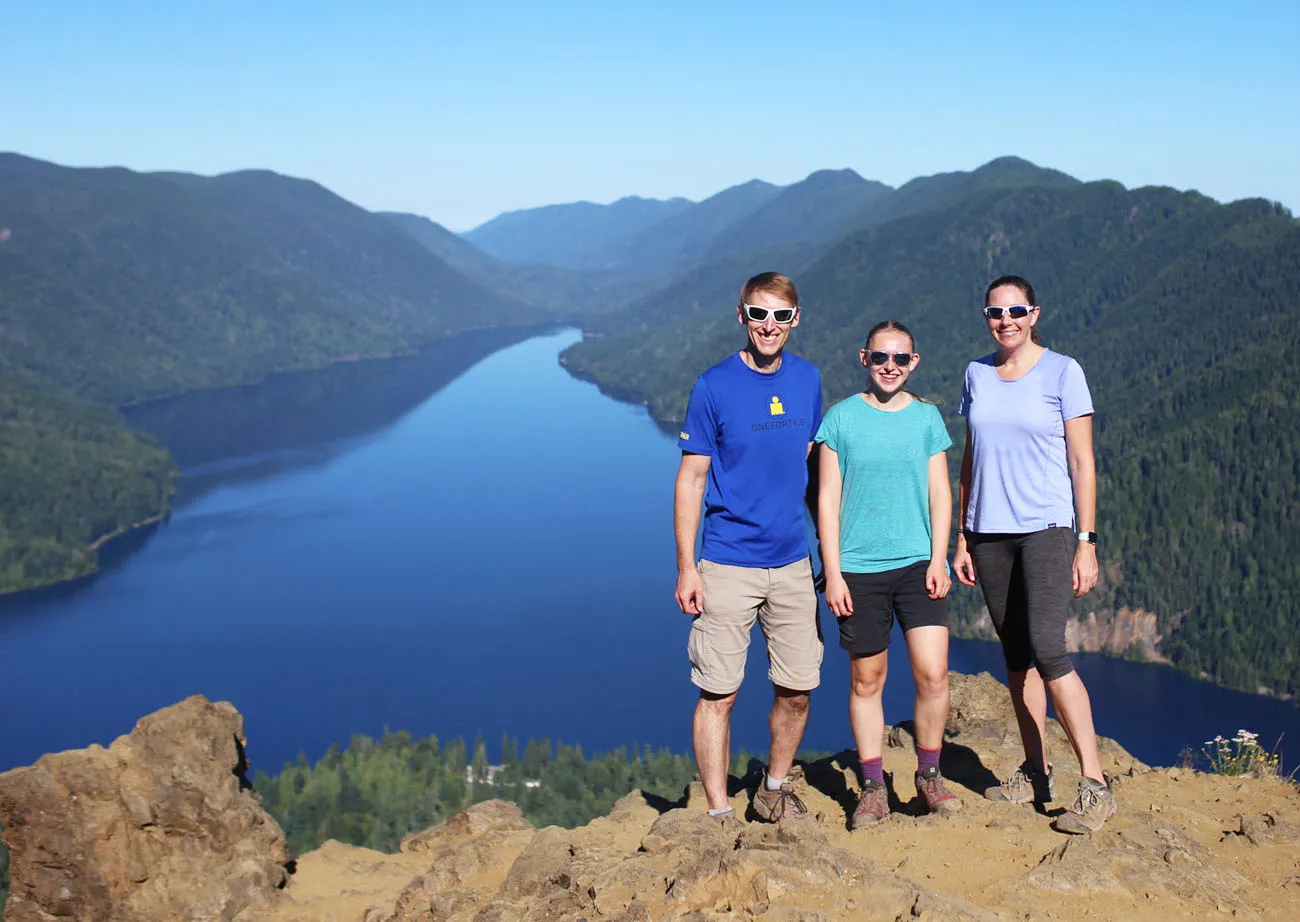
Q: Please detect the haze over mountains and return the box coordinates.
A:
[2,149,1297,707]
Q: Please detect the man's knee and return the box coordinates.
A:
[773,686,811,717]
[698,689,738,716]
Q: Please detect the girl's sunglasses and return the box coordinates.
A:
[982,305,1034,320]
[742,303,797,324]
[867,351,915,367]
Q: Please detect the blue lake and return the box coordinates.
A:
[2,328,1297,775]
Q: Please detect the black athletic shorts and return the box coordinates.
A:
[838,561,949,655]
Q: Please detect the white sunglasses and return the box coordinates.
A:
[742,303,797,324]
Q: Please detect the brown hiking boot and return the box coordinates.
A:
[850,778,890,829]
[752,778,808,822]
[915,766,962,815]
[1052,775,1116,835]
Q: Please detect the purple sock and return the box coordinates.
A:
[916,745,941,776]
[859,757,884,786]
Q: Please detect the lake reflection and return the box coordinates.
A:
[2,329,1297,776]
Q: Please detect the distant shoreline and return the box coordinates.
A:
[87,512,168,552]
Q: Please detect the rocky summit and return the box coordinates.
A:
[3,674,1299,922]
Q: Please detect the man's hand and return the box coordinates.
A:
[675,566,704,615]
[926,559,952,600]
[954,535,978,587]
[1072,541,1099,598]
[824,573,853,619]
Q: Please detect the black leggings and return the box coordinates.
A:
[967,527,1076,681]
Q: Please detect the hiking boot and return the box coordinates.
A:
[915,766,962,815]
[752,779,808,822]
[984,760,1054,804]
[850,778,890,829]
[1053,775,1116,835]
[706,806,744,828]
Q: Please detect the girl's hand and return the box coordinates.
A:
[954,536,978,587]
[926,559,952,600]
[824,573,854,619]
[1073,541,1099,598]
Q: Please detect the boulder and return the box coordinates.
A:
[0,695,287,922]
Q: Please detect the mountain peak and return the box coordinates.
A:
[799,167,872,188]
[972,155,1080,185]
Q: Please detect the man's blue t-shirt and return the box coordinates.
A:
[677,352,822,568]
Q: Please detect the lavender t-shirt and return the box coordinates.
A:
[959,350,1093,534]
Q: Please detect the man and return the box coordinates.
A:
[673,271,823,822]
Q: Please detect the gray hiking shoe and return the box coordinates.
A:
[850,778,890,829]
[984,760,1054,804]
[752,778,808,822]
[1053,775,1116,835]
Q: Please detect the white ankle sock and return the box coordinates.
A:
[765,772,787,791]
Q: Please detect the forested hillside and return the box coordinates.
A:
[0,156,536,406]
[0,383,175,591]
[562,180,1300,699]
[0,154,542,592]
[253,730,701,856]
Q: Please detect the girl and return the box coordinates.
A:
[952,275,1112,835]
[817,320,958,828]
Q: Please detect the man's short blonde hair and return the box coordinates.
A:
[739,271,799,309]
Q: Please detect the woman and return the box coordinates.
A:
[952,275,1112,835]
[817,320,959,828]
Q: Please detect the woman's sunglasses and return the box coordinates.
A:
[867,351,915,367]
[742,303,797,324]
[982,305,1034,320]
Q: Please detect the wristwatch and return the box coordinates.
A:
[1077,531,1098,545]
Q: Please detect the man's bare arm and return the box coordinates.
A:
[674,452,712,615]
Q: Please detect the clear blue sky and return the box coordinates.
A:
[3,1,1297,230]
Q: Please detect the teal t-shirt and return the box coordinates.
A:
[815,395,953,574]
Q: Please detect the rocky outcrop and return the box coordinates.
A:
[965,605,1169,662]
[247,672,1300,922]
[5,674,1300,922]
[0,695,287,922]
[1063,606,1168,663]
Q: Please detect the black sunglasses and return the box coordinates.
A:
[867,351,915,368]
[982,305,1034,320]
[742,303,797,324]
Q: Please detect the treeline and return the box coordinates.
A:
[254,731,710,857]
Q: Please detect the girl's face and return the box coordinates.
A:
[986,283,1040,351]
[859,329,918,397]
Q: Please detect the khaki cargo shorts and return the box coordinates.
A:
[688,557,822,695]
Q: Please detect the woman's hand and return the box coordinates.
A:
[1073,540,1099,598]
[824,573,854,619]
[926,559,952,600]
[954,535,978,586]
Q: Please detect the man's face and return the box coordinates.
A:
[737,289,799,359]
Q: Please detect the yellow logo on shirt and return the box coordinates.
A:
[770,396,785,416]
[680,431,690,441]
